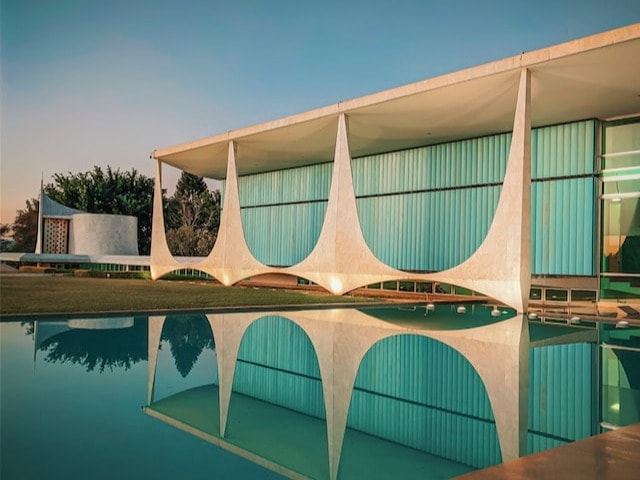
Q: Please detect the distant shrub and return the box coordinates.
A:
[74,269,150,280]
[19,266,56,274]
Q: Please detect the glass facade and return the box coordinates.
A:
[600,118,640,300]
[223,117,640,303]
[600,324,640,429]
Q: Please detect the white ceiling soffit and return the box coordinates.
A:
[153,24,640,180]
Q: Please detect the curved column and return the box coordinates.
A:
[285,70,531,311]
[147,315,167,405]
[284,308,529,476]
[284,309,398,480]
[206,312,262,437]
[196,142,270,285]
[424,314,530,461]
[35,181,44,254]
[150,160,183,279]
[285,113,404,294]
[150,70,530,310]
[427,68,532,312]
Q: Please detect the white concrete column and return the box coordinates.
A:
[147,315,166,405]
[286,113,402,294]
[429,68,532,312]
[150,159,181,279]
[34,181,44,254]
[147,71,532,312]
[284,309,400,480]
[206,312,261,437]
[278,311,338,479]
[285,308,530,473]
[426,314,530,461]
[196,141,269,285]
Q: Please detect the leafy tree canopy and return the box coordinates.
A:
[0,223,15,252]
[165,172,220,257]
[10,198,39,252]
[45,166,154,254]
[38,319,148,372]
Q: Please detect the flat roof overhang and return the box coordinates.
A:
[153,24,640,180]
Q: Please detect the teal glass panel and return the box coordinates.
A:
[531,120,597,178]
[233,315,325,419]
[237,163,332,265]
[528,343,595,454]
[602,119,640,169]
[603,153,640,170]
[603,177,640,195]
[605,120,640,153]
[531,177,596,275]
[232,120,596,273]
[358,186,500,271]
[238,163,333,206]
[352,134,510,196]
[348,334,500,469]
[600,117,640,299]
[241,202,327,266]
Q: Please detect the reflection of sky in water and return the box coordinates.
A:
[1,307,639,480]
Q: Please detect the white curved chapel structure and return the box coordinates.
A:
[35,189,139,256]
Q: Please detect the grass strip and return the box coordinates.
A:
[0,276,371,316]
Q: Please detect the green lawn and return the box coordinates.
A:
[0,275,373,316]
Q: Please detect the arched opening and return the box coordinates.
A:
[352,137,507,272]
[162,163,221,259]
[529,341,597,453]
[226,315,328,479]
[237,164,333,267]
[149,314,219,436]
[340,333,500,478]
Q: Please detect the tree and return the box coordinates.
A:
[165,172,220,256]
[0,223,14,252]
[11,198,39,252]
[161,314,214,377]
[38,319,147,372]
[45,166,154,254]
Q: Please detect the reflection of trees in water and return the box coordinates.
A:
[39,319,147,372]
[161,314,214,378]
[30,315,214,376]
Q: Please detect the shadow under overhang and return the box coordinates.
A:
[153,30,640,180]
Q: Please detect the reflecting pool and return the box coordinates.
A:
[1,304,639,479]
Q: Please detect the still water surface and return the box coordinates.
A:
[1,305,638,479]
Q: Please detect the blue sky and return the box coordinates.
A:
[2,0,639,224]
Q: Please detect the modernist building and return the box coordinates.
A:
[151,24,640,313]
[34,188,139,257]
[2,185,144,268]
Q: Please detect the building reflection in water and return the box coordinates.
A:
[29,307,636,479]
[141,305,602,480]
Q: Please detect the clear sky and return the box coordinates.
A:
[1,0,639,224]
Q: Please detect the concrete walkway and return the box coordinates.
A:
[456,422,640,480]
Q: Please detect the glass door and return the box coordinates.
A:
[600,118,640,301]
